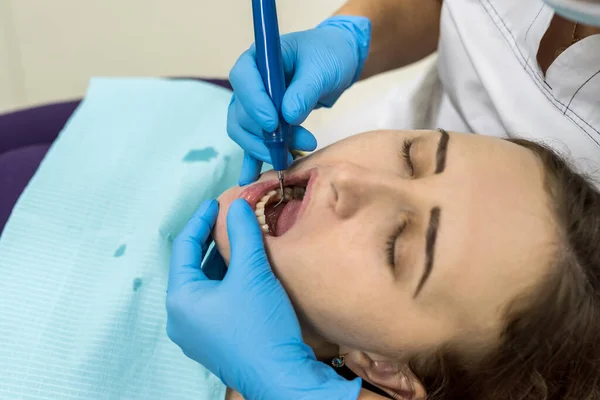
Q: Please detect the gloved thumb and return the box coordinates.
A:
[225,199,272,282]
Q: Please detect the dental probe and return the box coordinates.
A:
[251,0,290,203]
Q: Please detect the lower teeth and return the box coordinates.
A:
[254,186,305,234]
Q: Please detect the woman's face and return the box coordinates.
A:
[213,130,555,358]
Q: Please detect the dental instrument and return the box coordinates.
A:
[251,0,290,204]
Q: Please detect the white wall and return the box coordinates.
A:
[0,0,24,111]
[0,0,348,112]
[0,0,429,136]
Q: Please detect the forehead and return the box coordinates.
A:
[428,133,556,333]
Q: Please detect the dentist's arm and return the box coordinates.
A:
[335,0,443,79]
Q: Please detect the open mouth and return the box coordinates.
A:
[239,170,314,237]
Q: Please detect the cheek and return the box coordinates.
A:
[268,224,400,349]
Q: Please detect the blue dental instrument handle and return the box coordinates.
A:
[251,0,290,177]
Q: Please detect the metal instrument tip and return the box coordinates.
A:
[274,171,285,207]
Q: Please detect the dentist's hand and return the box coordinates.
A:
[228,16,371,185]
[166,199,361,400]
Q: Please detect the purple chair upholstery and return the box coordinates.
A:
[0,78,232,235]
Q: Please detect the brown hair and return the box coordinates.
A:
[410,139,600,399]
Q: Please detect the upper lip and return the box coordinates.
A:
[239,168,316,209]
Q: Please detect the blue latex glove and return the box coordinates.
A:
[166,199,362,400]
[228,15,372,185]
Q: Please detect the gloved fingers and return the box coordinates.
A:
[227,90,316,179]
[231,126,272,164]
[225,199,272,283]
[228,120,296,168]
[281,63,325,125]
[229,48,279,133]
[280,34,300,83]
[290,126,318,152]
[234,98,265,139]
[232,114,317,158]
[228,100,272,163]
[168,200,219,290]
[202,244,228,281]
[235,100,317,152]
[317,91,344,109]
[239,152,263,186]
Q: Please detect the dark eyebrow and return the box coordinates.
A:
[435,128,450,174]
[412,129,448,296]
[414,207,441,298]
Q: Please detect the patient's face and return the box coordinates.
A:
[213,130,555,358]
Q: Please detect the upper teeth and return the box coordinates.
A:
[255,186,306,234]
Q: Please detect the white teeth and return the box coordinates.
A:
[254,185,307,233]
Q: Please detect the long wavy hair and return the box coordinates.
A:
[411,139,600,399]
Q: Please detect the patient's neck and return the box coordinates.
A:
[302,327,339,361]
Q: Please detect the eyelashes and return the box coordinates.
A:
[386,138,414,269]
[402,139,415,176]
[385,137,419,269]
[386,221,408,268]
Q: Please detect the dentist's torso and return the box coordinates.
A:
[435,0,600,175]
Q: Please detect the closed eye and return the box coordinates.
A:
[386,221,408,268]
[402,139,415,176]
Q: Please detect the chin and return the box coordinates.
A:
[213,169,316,265]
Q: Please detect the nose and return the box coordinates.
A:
[328,162,414,219]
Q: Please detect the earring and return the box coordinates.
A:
[331,354,348,368]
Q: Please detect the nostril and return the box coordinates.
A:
[330,179,361,219]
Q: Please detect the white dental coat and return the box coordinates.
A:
[317,0,600,176]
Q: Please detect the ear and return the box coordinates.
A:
[342,349,426,400]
